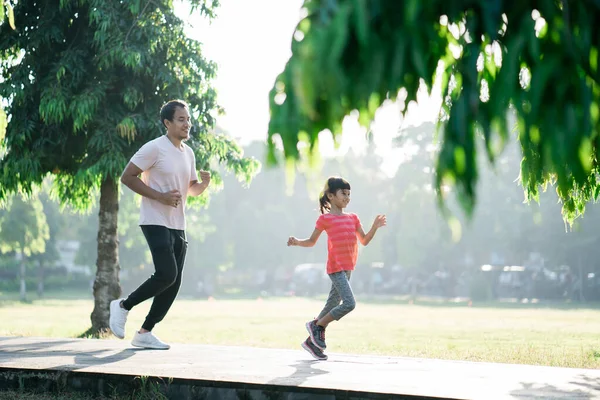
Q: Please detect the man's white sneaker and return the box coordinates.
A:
[131,331,170,350]
[109,298,128,339]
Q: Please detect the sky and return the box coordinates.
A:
[177,1,442,176]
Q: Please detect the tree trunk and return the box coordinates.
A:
[37,260,45,298]
[19,251,26,302]
[90,176,121,333]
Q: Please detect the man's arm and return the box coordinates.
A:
[188,170,211,196]
[121,162,181,207]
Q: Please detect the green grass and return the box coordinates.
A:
[2,291,600,369]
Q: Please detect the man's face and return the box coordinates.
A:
[165,106,191,140]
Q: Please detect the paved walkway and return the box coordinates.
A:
[0,336,599,399]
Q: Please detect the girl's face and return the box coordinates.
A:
[328,189,351,209]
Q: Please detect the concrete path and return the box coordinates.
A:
[0,336,599,399]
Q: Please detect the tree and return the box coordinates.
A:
[0,0,259,333]
[0,196,49,301]
[267,0,600,223]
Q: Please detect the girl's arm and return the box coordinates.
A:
[288,229,322,247]
[356,215,387,246]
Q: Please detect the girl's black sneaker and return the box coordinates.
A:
[301,337,328,360]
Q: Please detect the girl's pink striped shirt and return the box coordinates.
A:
[315,213,361,274]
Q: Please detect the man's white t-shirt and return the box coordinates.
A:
[129,135,198,230]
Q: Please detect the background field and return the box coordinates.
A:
[1,291,599,369]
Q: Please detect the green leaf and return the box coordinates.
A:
[56,66,66,81]
[6,2,15,30]
[578,137,593,174]
[0,107,6,142]
[352,0,368,46]
[590,47,598,74]
[454,146,466,175]
[117,117,137,142]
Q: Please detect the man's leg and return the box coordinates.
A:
[140,229,187,332]
[121,225,179,311]
[110,225,178,339]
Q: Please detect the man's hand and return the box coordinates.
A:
[287,236,299,246]
[189,172,210,197]
[200,170,211,185]
[159,189,182,208]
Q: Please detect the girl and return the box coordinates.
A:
[287,177,386,360]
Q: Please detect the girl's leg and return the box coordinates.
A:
[306,271,354,350]
[316,279,343,320]
[319,271,355,326]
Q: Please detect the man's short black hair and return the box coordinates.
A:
[160,100,188,128]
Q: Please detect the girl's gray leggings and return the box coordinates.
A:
[317,270,356,320]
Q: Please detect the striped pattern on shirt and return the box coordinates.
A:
[315,213,361,274]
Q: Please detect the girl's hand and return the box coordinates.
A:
[287,236,299,246]
[372,214,387,229]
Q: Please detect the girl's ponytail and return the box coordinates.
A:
[319,193,330,214]
[319,179,332,214]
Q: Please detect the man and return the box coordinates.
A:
[109,99,210,349]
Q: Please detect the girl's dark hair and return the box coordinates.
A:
[160,99,188,128]
[319,177,351,214]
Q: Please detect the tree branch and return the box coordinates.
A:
[124,0,152,44]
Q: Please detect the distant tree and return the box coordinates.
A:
[0,196,49,301]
